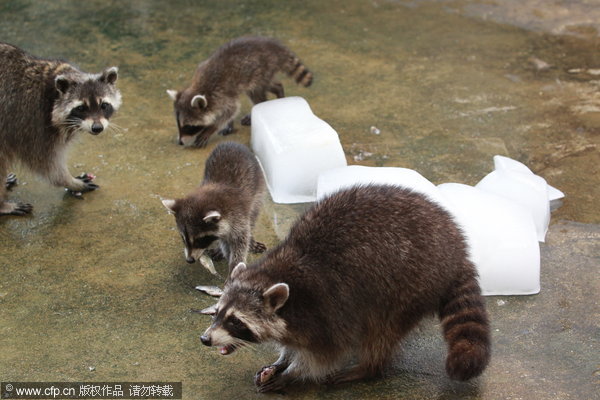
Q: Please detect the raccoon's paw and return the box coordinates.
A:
[240,114,251,126]
[254,366,288,393]
[218,121,235,136]
[67,173,99,198]
[249,239,267,254]
[0,201,33,216]
[5,173,18,190]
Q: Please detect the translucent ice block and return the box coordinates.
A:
[251,97,347,203]
[316,165,447,207]
[475,155,563,242]
[438,183,541,295]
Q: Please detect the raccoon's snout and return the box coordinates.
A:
[91,122,104,134]
[200,334,211,346]
[186,256,195,264]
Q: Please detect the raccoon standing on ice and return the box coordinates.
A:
[166,36,313,148]
[0,42,121,216]
[201,185,491,392]
[162,142,266,277]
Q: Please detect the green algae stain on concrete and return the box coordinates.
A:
[0,1,599,399]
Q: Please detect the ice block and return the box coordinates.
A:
[475,155,564,242]
[251,97,347,203]
[316,165,447,207]
[438,183,541,295]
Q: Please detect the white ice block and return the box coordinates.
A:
[475,155,562,242]
[438,183,541,296]
[251,97,347,203]
[316,165,447,207]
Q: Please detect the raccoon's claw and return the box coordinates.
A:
[0,202,33,216]
[69,173,99,196]
[6,173,18,190]
[254,364,290,393]
[240,114,251,126]
[255,369,288,393]
[250,239,267,254]
[254,366,277,386]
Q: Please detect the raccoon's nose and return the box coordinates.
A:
[91,122,104,134]
[200,335,212,346]
[186,256,196,264]
[178,138,184,146]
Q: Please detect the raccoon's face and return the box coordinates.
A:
[200,263,290,355]
[161,198,222,264]
[52,67,121,136]
[167,89,217,146]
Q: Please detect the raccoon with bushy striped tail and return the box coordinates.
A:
[200,184,491,392]
[167,36,313,148]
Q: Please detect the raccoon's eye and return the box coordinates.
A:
[226,315,245,329]
[75,105,86,113]
[100,102,111,111]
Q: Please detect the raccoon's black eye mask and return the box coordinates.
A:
[180,125,206,136]
[193,235,218,249]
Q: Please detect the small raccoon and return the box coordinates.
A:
[167,36,313,148]
[201,185,491,392]
[0,42,121,216]
[162,142,266,277]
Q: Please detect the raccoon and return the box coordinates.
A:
[0,42,121,216]
[162,142,266,277]
[166,36,313,148]
[200,184,491,392]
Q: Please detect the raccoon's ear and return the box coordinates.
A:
[100,67,119,85]
[55,75,73,94]
[166,89,178,101]
[161,199,178,214]
[230,262,247,281]
[191,94,208,109]
[263,283,289,314]
[203,210,221,223]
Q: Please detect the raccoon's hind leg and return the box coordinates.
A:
[326,343,391,385]
[268,81,285,98]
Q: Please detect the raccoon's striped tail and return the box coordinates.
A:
[285,55,313,87]
[439,271,491,381]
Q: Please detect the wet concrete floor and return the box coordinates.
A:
[0,1,598,399]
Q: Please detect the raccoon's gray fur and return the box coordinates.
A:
[201,185,491,392]
[162,142,266,277]
[0,42,121,216]
[167,36,313,148]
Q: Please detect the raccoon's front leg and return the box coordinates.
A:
[0,171,32,216]
[192,126,218,148]
[241,88,269,126]
[217,121,234,136]
[249,238,267,254]
[225,233,250,276]
[6,173,18,190]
